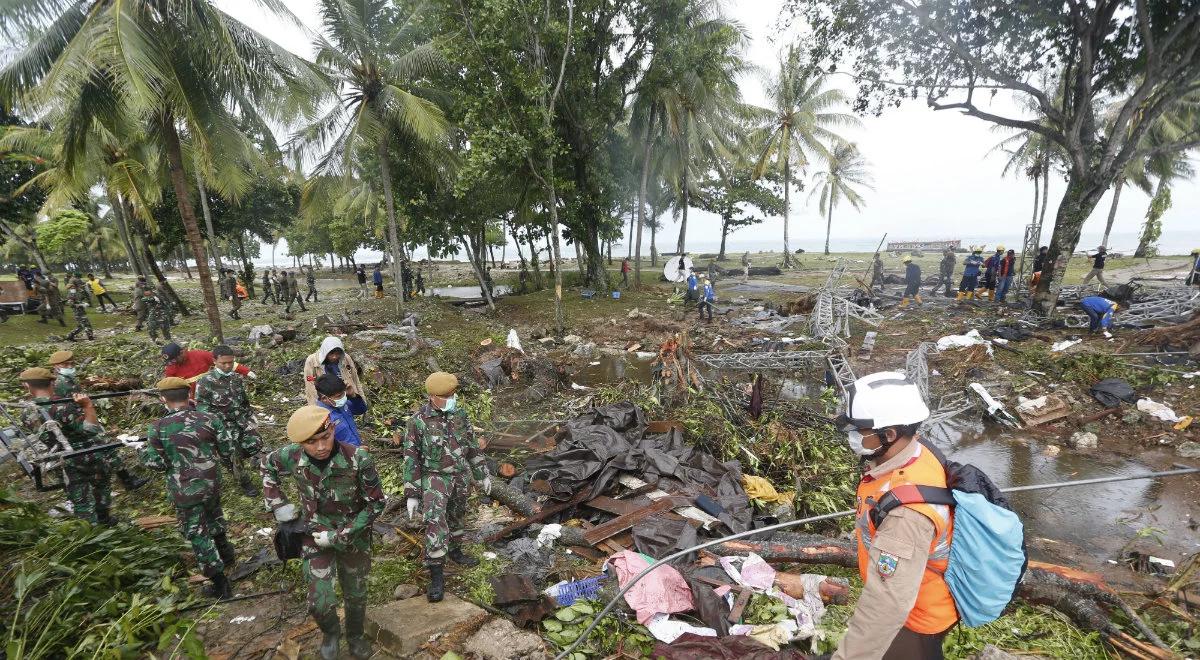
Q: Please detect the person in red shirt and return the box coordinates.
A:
[162,342,255,396]
[996,249,1017,302]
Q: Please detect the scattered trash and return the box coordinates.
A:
[248,325,274,342]
[536,523,563,548]
[969,383,1020,427]
[1090,379,1138,408]
[230,615,257,624]
[1176,442,1200,459]
[645,613,718,644]
[545,576,606,606]
[608,549,694,624]
[482,552,498,560]
[741,475,795,506]
[719,553,777,591]
[1043,444,1061,456]
[506,329,523,352]
[936,329,992,354]
[1137,398,1183,423]
[1175,416,1194,431]
[1052,338,1083,352]
[1016,395,1071,427]
[1068,431,1098,450]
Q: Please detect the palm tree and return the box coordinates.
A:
[810,142,872,254]
[289,0,450,313]
[1134,148,1195,257]
[1,0,318,341]
[750,46,857,267]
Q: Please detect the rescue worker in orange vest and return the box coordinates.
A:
[832,371,957,660]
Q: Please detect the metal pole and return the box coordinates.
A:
[554,465,1200,660]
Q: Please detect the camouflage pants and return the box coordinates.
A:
[303,545,371,625]
[421,473,468,561]
[39,302,63,322]
[177,496,230,577]
[64,456,112,524]
[261,285,277,304]
[67,313,92,339]
[305,284,318,302]
[218,426,261,490]
[285,292,306,313]
[148,313,171,340]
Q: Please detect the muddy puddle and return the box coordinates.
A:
[431,285,512,298]
[572,353,656,386]
[929,420,1200,566]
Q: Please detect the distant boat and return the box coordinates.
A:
[887,239,962,252]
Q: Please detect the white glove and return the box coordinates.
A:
[246,371,257,380]
[312,530,335,548]
[481,476,492,495]
[406,497,419,518]
[273,503,299,522]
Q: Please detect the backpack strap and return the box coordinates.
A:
[869,483,955,530]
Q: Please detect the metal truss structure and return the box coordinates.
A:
[904,342,938,401]
[1013,214,1044,300]
[694,350,830,371]
[1121,287,1200,325]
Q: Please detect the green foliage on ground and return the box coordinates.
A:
[542,601,654,659]
[0,489,202,658]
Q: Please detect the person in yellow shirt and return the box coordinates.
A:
[86,273,117,312]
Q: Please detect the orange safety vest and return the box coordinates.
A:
[855,441,958,634]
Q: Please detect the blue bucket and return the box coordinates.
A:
[612,291,621,299]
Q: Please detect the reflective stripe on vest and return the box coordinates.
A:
[855,442,959,634]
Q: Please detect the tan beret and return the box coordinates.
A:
[425,372,458,397]
[48,350,74,365]
[20,367,54,381]
[287,405,331,443]
[155,376,190,391]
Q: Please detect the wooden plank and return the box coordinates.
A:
[584,495,645,516]
[728,588,753,623]
[582,498,679,545]
[484,489,590,543]
[136,515,176,530]
[617,475,721,530]
[567,545,607,561]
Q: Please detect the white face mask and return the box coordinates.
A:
[440,395,457,413]
[57,367,76,377]
[846,430,877,457]
[333,395,348,408]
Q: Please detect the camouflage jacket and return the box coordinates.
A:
[402,404,487,497]
[155,286,174,314]
[305,270,315,286]
[20,397,105,454]
[132,282,152,308]
[143,293,167,317]
[225,275,238,299]
[218,276,230,299]
[195,370,254,424]
[279,276,292,298]
[141,408,224,507]
[66,288,88,315]
[53,372,81,398]
[36,279,61,306]
[262,442,385,550]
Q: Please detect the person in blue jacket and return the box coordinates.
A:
[1080,295,1118,333]
[314,373,369,447]
[372,264,384,298]
[956,247,986,301]
[697,274,715,322]
[685,271,698,303]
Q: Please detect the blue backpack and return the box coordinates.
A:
[870,449,1027,627]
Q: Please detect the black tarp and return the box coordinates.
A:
[523,402,753,532]
[1089,378,1138,408]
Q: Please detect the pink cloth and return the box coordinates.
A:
[608,550,694,624]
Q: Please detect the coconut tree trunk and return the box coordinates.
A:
[96,235,112,278]
[650,220,658,266]
[823,196,834,255]
[136,228,189,315]
[195,169,222,270]
[461,237,496,310]
[1039,151,1051,227]
[178,247,193,278]
[0,220,50,272]
[627,198,635,260]
[107,190,143,277]
[540,156,566,333]
[1101,176,1124,249]
[236,234,256,298]
[526,234,544,290]
[161,114,222,341]
[676,138,689,255]
[377,141,404,316]
[782,159,792,268]
[634,107,656,289]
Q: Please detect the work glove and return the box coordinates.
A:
[312,530,335,548]
[481,476,492,495]
[246,371,257,380]
[273,503,299,522]
[406,497,419,519]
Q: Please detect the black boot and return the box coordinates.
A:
[203,572,233,600]
[239,474,260,498]
[215,534,237,567]
[318,617,342,660]
[95,505,117,526]
[345,603,371,659]
[59,317,66,327]
[448,547,478,567]
[427,563,444,602]
[118,468,150,490]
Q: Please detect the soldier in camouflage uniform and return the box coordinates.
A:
[18,367,116,524]
[305,265,319,302]
[141,377,236,598]
[48,350,150,490]
[263,406,385,660]
[261,269,277,304]
[142,289,172,342]
[156,281,176,325]
[401,371,491,602]
[272,269,284,302]
[195,345,262,496]
[65,284,94,341]
[223,269,242,319]
[285,271,307,313]
[36,275,66,326]
[70,273,91,306]
[131,276,152,330]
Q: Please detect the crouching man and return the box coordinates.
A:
[263,406,385,659]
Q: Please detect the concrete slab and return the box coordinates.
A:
[366,594,487,657]
[463,617,548,660]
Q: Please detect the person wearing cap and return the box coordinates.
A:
[131,276,152,330]
[314,373,368,448]
[685,269,698,303]
[303,336,366,406]
[956,247,985,301]
[163,342,253,397]
[980,245,1004,301]
[1186,248,1200,287]
[930,248,956,298]
[143,288,172,342]
[1080,295,1119,333]
[1081,245,1109,287]
[224,269,242,320]
[86,273,116,312]
[65,281,94,341]
[305,265,319,302]
[263,406,385,660]
[141,377,235,599]
[401,372,491,602]
[195,345,263,496]
[17,367,116,524]
[285,270,308,313]
[898,256,922,308]
[35,273,66,327]
[833,372,957,660]
[697,274,715,322]
[996,249,1017,302]
[261,269,278,304]
[50,350,150,490]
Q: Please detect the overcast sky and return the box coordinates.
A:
[217,0,1199,258]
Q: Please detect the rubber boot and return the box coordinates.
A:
[204,572,233,600]
[955,291,965,301]
[95,504,117,527]
[915,294,923,305]
[899,297,910,308]
[118,468,150,490]
[59,317,66,327]
[346,603,372,659]
[239,472,260,498]
[318,616,341,660]
[427,563,445,602]
[448,547,479,567]
[215,534,237,567]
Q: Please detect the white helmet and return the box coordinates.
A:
[838,371,930,430]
